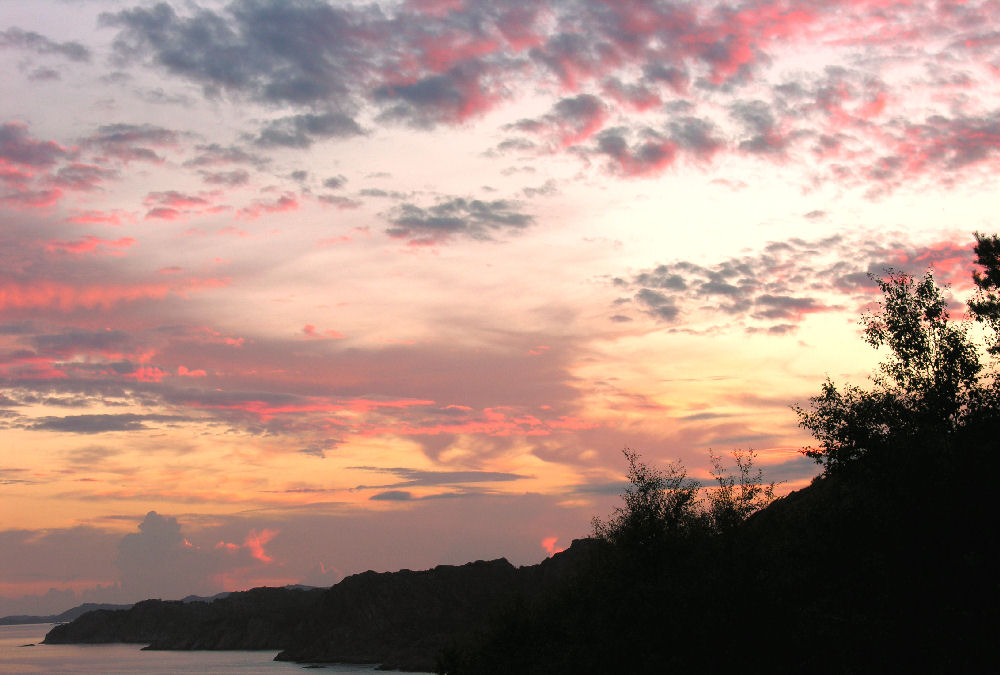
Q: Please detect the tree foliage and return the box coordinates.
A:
[969,231,1000,353]
[591,448,702,553]
[707,449,776,533]
[797,256,998,475]
[592,447,776,552]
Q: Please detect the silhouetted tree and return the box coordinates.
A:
[796,268,983,473]
[591,448,703,555]
[707,449,776,533]
[970,231,1000,353]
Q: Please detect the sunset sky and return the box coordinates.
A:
[2,0,998,616]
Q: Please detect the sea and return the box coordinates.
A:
[0,624,432,674]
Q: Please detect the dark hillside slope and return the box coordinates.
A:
[441,428,999,674]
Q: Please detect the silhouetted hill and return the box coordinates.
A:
[441,428,999,673]
[0,602,134,626]
[42,542,598,671]
[43,586,325,651]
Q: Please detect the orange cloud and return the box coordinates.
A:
[541,536,565,557]
[243,529,279,563]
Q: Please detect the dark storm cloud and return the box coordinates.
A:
[386,197,533,244]
[0,122,68,167]
[253,112,364,148]
[0,27,91,62]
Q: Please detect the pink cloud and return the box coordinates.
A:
[0,276,227,312]
[65,209,133,226]
[302,325,346,339]
[43,235,135,256]
[144,190,209,209]
[145,206,182,221]
[2,187,63,208]
[125,365,168,383]
[237,193,298,219]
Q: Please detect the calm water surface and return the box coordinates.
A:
[0,624,430,674]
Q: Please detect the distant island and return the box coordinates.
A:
[0,603,133,627]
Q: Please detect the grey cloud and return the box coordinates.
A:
[589,127,676,176]
[635,268,687,291]
[323,175,347,189]
[370,490,413,501]
[116,511,254,601]
[552,93,605,126]
[668,116,723,158]
[528,31,605,88]
[82,123,177,163]
[616,234,888,329]
[0,27,90,62]
[0,122,68,167]
[731,100,787,154]
[506,93,607,145]
[201,169,250,186]
[745,323,798,335]
[49,163,118,191]
[318,195,361,209]
[28,67,61,82]
[494,138,536,153]
[254,112,364,148]
[28,413,184,434]
[373,61,492,128]
[354,466,528,490]
[184,143,267,168]
[31,329,132,357]
[101,0,375,105]
[386,197,533,243]
[642,63,688,92]
[752,294,823,320]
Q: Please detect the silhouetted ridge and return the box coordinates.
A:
[41,542,598,671]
